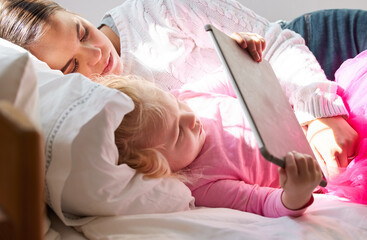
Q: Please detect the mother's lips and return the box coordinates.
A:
[101,53,113,75]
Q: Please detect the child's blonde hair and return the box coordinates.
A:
[100,75,172,178]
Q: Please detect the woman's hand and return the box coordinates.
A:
[231,32,266,62]
[306,116,358,179]
[279,151,322,210]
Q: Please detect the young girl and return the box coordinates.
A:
[0,0,359,179]
[101,75,323,218]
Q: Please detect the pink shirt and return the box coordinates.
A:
[172,76,313,217]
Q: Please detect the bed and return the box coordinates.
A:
[1,5,367,240]
[0,100,366,240]
[0,98,366,240]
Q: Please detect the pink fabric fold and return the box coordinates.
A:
[326,50,367,204]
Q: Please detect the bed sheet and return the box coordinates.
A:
[69,194,367,240]
[47,210,87,240]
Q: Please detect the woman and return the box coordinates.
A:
[0,0,358,178]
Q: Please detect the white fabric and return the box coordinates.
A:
[48,209,85,240]
[39,70,194,226]
[107,0,347,124]
[0,38,54,238]
[0,38,40,124]
[78,194,367,240]
[0,38,194,227]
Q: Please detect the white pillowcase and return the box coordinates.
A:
[0,38,51,237]
[0,38,194,227]
[0,38,40,124]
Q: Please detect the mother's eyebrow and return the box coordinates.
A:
[60,22,80,73]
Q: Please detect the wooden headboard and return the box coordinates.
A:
[0,101,45,240]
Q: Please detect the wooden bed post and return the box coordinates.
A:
[0,101,45,240]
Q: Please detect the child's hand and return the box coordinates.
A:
[278,151,323,210]
[231,32,266,62]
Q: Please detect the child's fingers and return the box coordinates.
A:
[306,154,316,173]
[311,157,323,181]
[303,154,322,182]
[298,153,321,176]
[278,166,287,187]
[292,152,311,178]
[285,151,298,177]
[290,152,323,183]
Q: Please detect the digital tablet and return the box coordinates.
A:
[205,24,327,187]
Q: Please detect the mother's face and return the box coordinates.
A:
[28,11,123,79]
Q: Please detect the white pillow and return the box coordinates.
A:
[39,68,194,227]
[0,38,194,226]
[0,38,40,124]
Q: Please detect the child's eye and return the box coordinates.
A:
[80,28,89,42]
[176,127,183,144]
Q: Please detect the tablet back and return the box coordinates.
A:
[205,24,316,168]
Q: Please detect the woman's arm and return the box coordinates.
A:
[165,0,347,118]
[305,116,358,178]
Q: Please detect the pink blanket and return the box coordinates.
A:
[326,50,367,204]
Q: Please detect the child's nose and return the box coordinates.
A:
[183,112,196,130]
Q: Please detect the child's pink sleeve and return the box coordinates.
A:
[191,179,312,217]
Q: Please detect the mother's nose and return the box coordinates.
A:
[82,45,102,66]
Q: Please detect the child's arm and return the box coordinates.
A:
[190,175,315,217]
[278,151,323,210]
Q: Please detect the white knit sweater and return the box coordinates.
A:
[105,0,347,124]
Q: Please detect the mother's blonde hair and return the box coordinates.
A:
[100,75,172,178]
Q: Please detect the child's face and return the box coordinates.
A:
[149,90,206,172]
[28,10,123,80]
